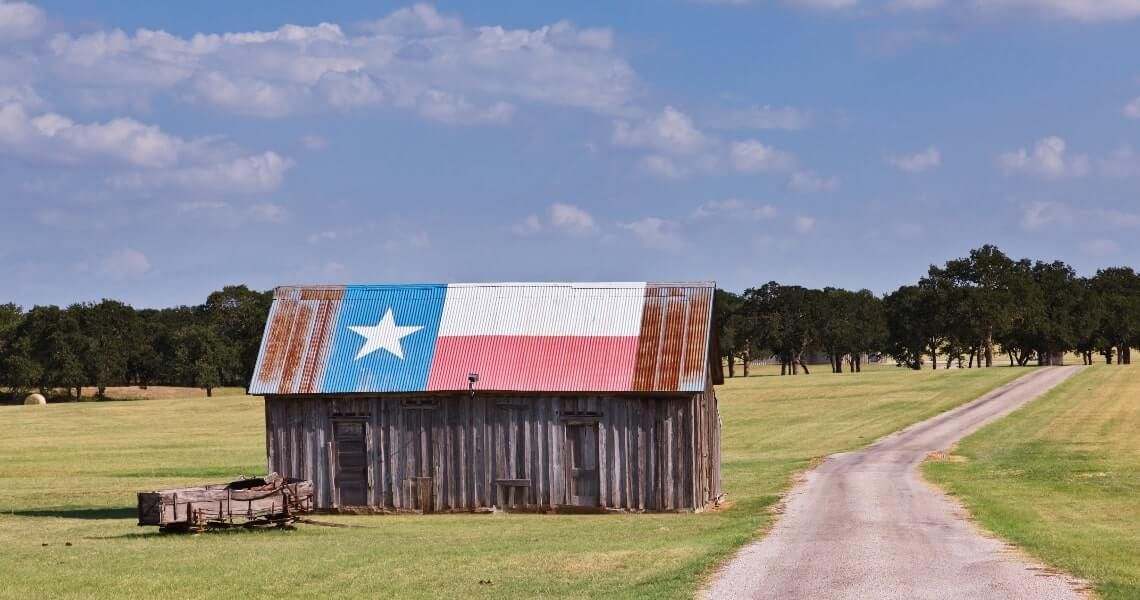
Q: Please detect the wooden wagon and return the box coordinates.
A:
[137,473,314,532]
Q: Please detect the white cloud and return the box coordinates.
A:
[0,84,43,108]
[176,200,290,227]
[1126,97,1140,119]
[1078,238,1120,257]
[889,0,944,9]
[788,170,839,192]
[510,214,543,236]
[691,198,779,221]
[639,154,690,180]
[707,105,813,131]
[0,1,45,41]
[621,217,685,250]
[548,203,598,236]
[791,0,859,8]
[0,100,292,193]
[730,139,796,172]
[0,101,182,167]
[972,0,1140,22]
[888,146,941,173]
[109,152,293,193]
[300,134,327,150]
[613,106,714,155]
[415,90,514,125]
[998,136,1089,178]
[96,249,151,280]
[794,215,817,233]
[1020,200,1071,230]
[40,5,638,120]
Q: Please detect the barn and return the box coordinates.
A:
[249,282,722,513]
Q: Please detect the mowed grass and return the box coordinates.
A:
[0,367,1025,599]
[926,365,1140,600]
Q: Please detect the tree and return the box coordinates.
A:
[76,300,139,398]
[933,245,1017,367]
[1091,267,1140,365]
[713,289,744,378]
[173,324,239,397]
[884,284,945,370]
[742,283,819,375]
[204,286,272,389]
[16,306,86,398]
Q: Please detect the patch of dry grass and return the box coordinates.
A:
[0,366,1025,599]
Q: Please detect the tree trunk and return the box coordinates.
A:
[985,329,994,367]
[1118,347,1125,366]
[206,386,213,398]
[855,354,862,373]
[800,359,810,375]
[945,355,953,370]
[743,351,750,377]
[97,385,107,400]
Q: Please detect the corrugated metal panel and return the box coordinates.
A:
[632,284,714,392]
[249,281,715,395]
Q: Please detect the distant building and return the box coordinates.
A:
[250,282,722,513]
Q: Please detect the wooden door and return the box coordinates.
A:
[333,420,368,506]
[565,423,599,506]
[404,408,435,512]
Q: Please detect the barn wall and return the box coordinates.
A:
[264,387,721,512]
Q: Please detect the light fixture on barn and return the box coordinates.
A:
[468,372,479,399]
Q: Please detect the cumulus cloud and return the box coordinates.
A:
[548,203,598,236]
[510,214,543,236]
[888,146,941,173]
[0,100,293,193]
[108,152,293,193]
[0,102,184,167]
[691,198,779,221]
[794,215,817,233]
[971,0,1140,22]
[0,0,45,41]
[621,217,685,250]
[730,139,797,172]
[95,249,151,280]
[1126,97,1140,119]
[39,4,637,121]
[613,106,715,155]
[998,136,1089,178]
[706,105,813,131]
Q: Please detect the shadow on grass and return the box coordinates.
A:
[8,507,136,520]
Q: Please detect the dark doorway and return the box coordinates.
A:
[333,420,368,506]
[565,423,600,506]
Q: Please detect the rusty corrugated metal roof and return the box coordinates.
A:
[249,282,715,395]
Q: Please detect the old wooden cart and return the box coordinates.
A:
[137,473,314,532]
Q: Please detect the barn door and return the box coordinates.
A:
[565,423,599,506]
[493,404,530,509]
[404,407,435,513]
[333,420,368,506]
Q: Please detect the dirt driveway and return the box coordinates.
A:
[704,366,1088,600]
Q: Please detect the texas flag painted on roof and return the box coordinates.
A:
[249,282,716,395]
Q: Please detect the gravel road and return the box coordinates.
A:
[704,366,1087,600]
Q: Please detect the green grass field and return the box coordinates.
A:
[926,365,1140,600]
[0,366,1025,599]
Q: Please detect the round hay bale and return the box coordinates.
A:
[23,393,47,405]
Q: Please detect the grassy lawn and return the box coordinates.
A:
[925,365,1140,600]
[0,367,1025,599]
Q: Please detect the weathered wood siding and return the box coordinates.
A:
[264,384,721,512]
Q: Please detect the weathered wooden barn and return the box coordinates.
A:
[249,282,722,513]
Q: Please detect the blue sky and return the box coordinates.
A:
[2,0,1139,307]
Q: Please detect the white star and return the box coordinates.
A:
[347,308,424,361]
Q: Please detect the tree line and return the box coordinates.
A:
[715,245,1140,376]
[0,286,270,400]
